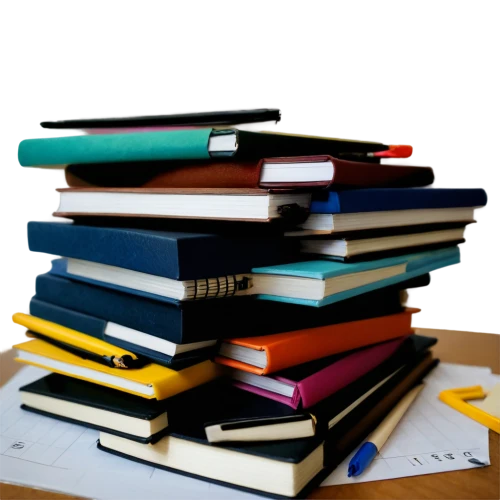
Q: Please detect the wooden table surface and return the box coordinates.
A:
[1,327,499,500]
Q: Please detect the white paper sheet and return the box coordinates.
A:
[322,362,498,486]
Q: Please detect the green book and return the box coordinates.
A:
[18,128,396,167]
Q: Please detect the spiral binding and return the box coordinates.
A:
[187,275,252,300]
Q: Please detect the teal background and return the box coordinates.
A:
[0,2,496,336]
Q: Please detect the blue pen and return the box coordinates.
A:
[347,384,424,477]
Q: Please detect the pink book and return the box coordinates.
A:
[230,337,408,409]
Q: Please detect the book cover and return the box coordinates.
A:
[13,336,222,400]
[65,156,433,189]
[215,309,417,375]
[253,247,458,279]
[231,131,408,160]
[28,221,291,280]
[190,335,436,433]
[253,246,460,307]
[231,337,408,408]
[29,298,213,370]
[310,188,487,214]
[19,129,213,166]
[20,374,170,444]
[41,109,282,129]
[97,354,437,499]
[19,129,408,167]
[37,267,415,345]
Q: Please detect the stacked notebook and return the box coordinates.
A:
[11,108,487,498]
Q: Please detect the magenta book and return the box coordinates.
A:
[230,337,408,409]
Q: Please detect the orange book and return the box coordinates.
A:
[215,309,418,375]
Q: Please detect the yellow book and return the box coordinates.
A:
[13,335,222,400]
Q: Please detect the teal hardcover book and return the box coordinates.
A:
[18,129,212,167]
[252,246,460,307]
[19,129,407,167]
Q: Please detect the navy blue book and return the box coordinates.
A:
[310,188,487,214]
[29,298,213,370]
[301,188,487,234]
[34,271,429,345]
[27,221,293,281]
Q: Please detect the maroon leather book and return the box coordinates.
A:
[65,156,434,190]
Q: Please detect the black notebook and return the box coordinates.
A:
[171,334,437,441]
[20,374,169,443]
[40,109,282,129]
[98,353,438,498]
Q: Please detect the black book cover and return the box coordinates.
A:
[98,353,438,499]
[166,335,436,437]
[20,374,167,419]
[41,109,281,129]
[230,130,385,161]
[20,374,170,443]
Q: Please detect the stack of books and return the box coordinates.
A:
[13,109,487,498]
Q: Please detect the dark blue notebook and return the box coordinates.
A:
[27,221,292,280]
[39,267,278,344]
[310,188,487,214]
[29,298,213,370]
[35,270,428,345]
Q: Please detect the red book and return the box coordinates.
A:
[65,155,433,190]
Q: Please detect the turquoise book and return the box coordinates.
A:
[19,129,212,166]
[18,129,403,167]
[251,246,460,307]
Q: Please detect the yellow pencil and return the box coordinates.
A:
[12,313,139,368]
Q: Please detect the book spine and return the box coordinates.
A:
[231,380,300,409]
[152,360,223,400]
[330,188,487,214]
[18,129,212,166]
[184,275,252,300]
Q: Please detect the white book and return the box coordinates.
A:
[300,227,466,258]
[291,207,476,235]
[55,188,311,221]
[64,257,406,303]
